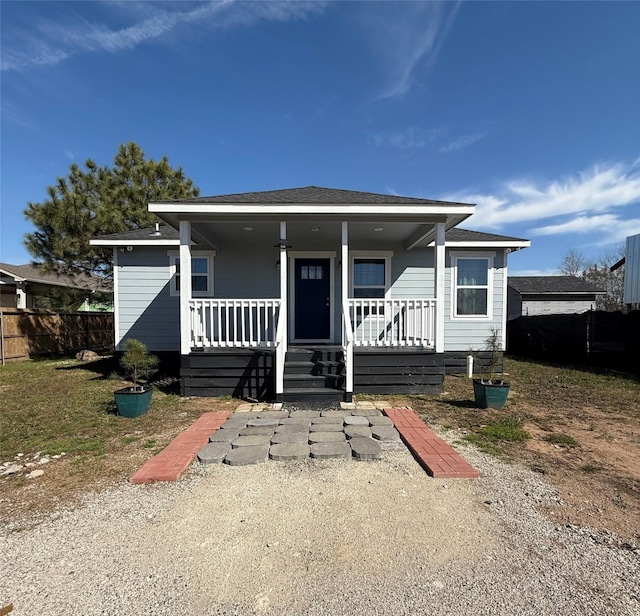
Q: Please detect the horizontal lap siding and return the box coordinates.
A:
[390,249,434,298]
[117,249,178,351]
[444,250,506,352]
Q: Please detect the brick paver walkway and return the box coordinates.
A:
[384,407,480,478]
[129,411,231,484]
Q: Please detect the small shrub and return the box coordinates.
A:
[120,339,158,386]
[530,462,547,474]
[580,463,601,473]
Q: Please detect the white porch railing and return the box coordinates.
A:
[189,299,281,348]
[347,298,437,348]
[342,299,354,397]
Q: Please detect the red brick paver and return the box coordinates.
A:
[384,407,479,479]
[129,411,231,484]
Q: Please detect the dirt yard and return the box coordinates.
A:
[408,358,640,543]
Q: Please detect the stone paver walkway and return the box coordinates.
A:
[129,402,479,482]
[385,407,480,478]
[129,411,231,484]
[197,402,405,467]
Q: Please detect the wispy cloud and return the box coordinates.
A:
[439,131,488,153]
[372,126,444,150]
[361,1,461,100]
[2,1,327,72]
[443,159,640,246]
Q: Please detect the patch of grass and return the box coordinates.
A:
[462,415,530,455]
[580,463,601,473]
[142,439,156,449]
[121,436,139,445]
[530,462,547,474]
[477,416,530,442]
[544,433,579,448]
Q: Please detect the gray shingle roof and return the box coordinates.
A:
[0,263,112,293]
[93,226,179,241]
[447,228,529,243]
[153,186,474,206]
[508,276,605,294]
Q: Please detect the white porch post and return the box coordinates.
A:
[279,221,287,354]
[434,222,445,353]
[179,220,192,355]
[275,222,287,398]
[342,221,353,396]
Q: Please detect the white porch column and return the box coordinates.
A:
[342,221,353,396]
[279,221,287,354]
[179,220,192,355]
[434,222,445,353]
[275,222,288,399]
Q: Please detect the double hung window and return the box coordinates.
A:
[452,254,492,318]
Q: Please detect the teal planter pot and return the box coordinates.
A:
[114,386,153,418]
[473,379,510,410]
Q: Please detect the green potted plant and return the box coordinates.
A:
[114,339,158,418]
[472,327,510,410]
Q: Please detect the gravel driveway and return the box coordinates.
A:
[1,437,638,615]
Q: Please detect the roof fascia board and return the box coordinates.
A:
[90,239,180,246]
[439,240,531,248]
[0,268,24,281]
[149,203,475,217]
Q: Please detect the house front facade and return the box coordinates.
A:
[91,186,530,401]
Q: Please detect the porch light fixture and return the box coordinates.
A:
[374,227,384,232]
[310,226,320,232]
[274,240,292,249]
[243,226,254,231]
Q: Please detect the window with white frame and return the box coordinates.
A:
[169,251,215,297]
[350,252,392,299]
[452,253,493,318]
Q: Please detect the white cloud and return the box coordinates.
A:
[2,1,328,72]
[439,131,488,153]
[509,268,560,277]
[442,160,640,246]
[372,126,444,150]
[360,2,461,101]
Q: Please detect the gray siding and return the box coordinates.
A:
[443,250,506,352]
[116,247,179,351]
[115,243,508,352]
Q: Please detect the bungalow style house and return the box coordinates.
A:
[91,186,530,402]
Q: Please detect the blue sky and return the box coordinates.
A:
[2,0,639,274]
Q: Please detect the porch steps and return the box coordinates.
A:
[283,347,345,402]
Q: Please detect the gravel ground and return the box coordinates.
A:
[1,434,639,616]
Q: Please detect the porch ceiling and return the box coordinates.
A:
[190,220,443,250]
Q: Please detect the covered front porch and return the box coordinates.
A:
[170,217,449,401]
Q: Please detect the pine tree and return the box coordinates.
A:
[24,142,199,278]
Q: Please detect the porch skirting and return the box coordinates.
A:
[353,348,444,395]
[178,348,500,400]
[181,349,275,399]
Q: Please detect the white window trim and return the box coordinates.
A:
[168,250,216,297]
[450,251,495,320]
[349,250,393,300]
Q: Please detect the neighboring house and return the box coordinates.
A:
[610,233,640,306]
[90,186,530,401]
[507,276,605,320]
[0,263,112,311]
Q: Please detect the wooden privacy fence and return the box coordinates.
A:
[0,309,114,362]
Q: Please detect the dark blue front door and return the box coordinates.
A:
[295,258,331,340]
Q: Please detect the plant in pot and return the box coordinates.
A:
[114,339,158,418]
[472,327,510,410]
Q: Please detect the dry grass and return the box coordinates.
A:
[0,356,235,522]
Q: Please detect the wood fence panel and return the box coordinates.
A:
[0,309,114,362]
